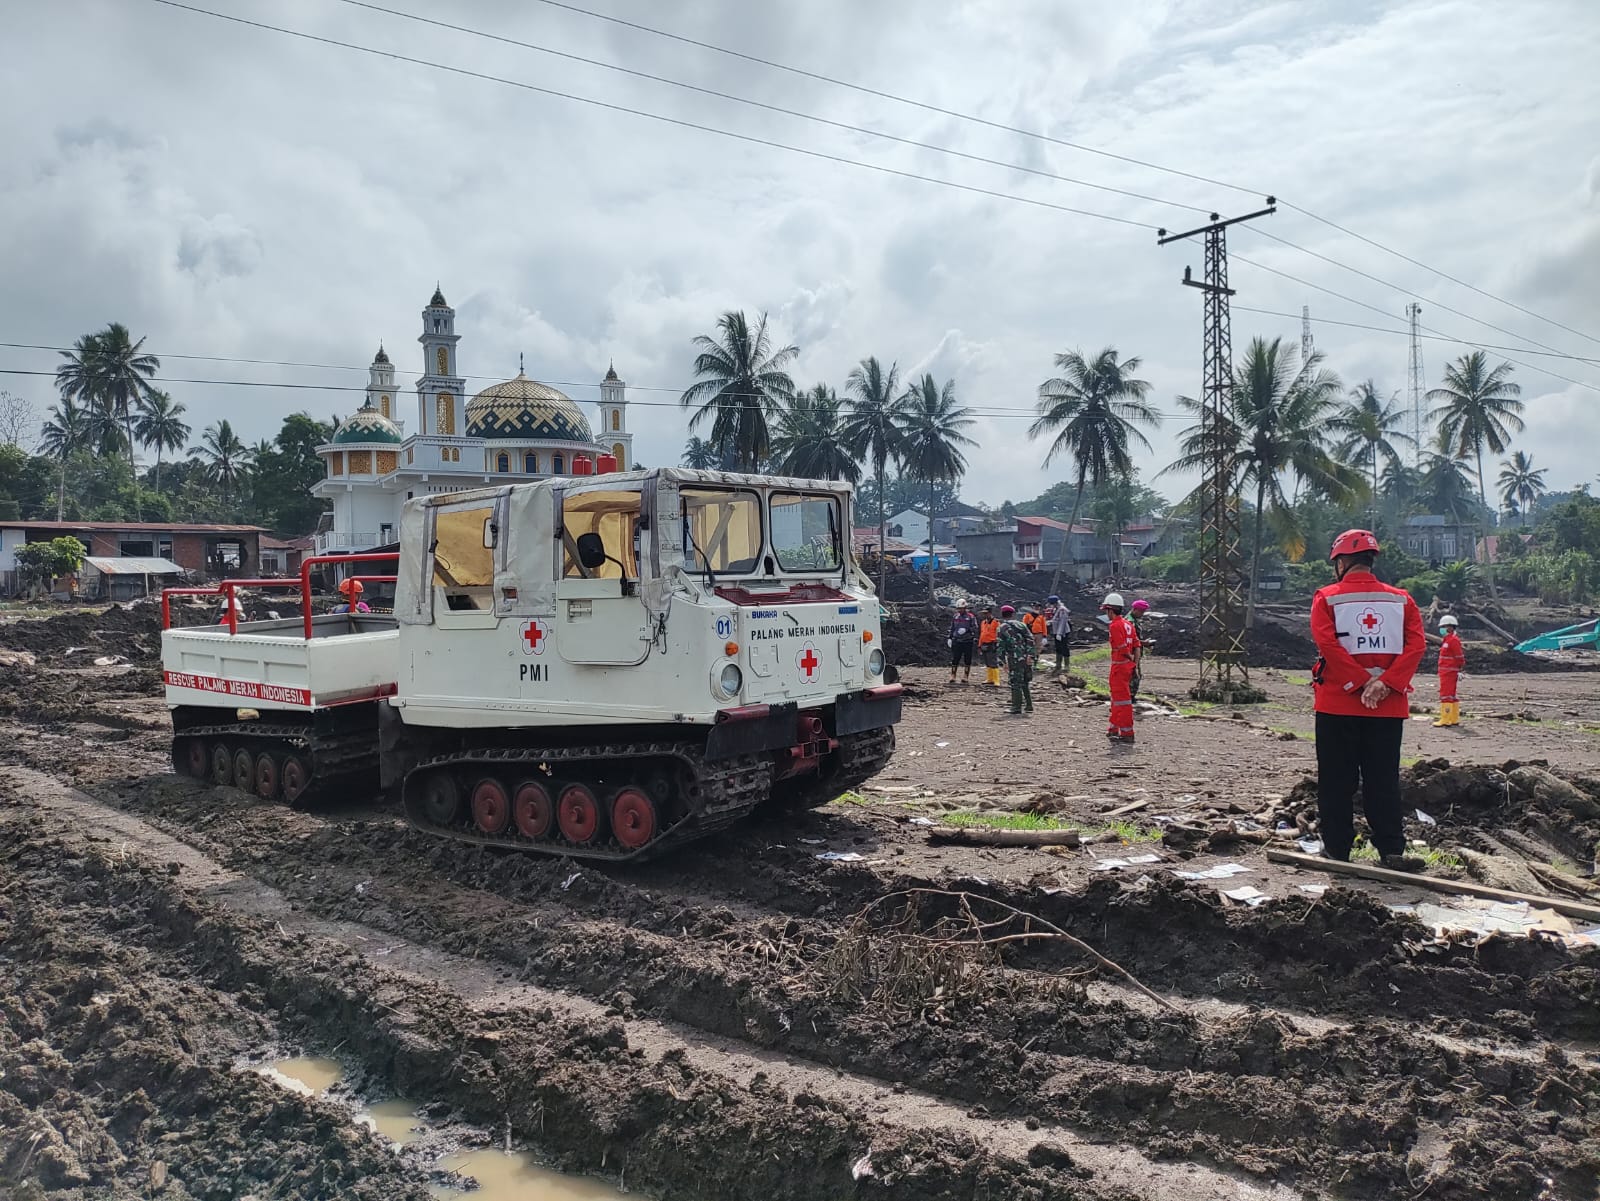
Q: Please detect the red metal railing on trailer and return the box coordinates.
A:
[161,551,399,639]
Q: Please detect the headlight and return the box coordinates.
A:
[867,648,885,676]
[715,662,743,699]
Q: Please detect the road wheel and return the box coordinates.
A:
[557,783,602,845]
[419,771,462,826]
[211,744,235,786]
[255,752,281,800]
[181,739,209,780]
[281,755,312,804]
[610,787,657,850]
[471,777,510,835]
[512,780,553,839]
[232,748,256,791]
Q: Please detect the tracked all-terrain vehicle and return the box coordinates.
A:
[162,468,902,860]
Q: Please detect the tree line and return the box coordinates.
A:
[673,309,1572,611]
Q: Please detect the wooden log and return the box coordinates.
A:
[1103,798,1151,818]
[1265,849,1600,923]
[1464,606,1521,648]
[928,827,1082,849]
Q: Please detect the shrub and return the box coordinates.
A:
[1398,573,1440,606]
[1141,550,1198,582]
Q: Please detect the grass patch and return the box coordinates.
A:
[1418,847,1462,869]
[1077,676,1110,697]
[831,790,870,806]
[1400,755,1422,768]
[1280,671,1313,687]
[1267,725,1313,741]
[1351,843,1380,863]
[1103,819,1161,843]
[1074,646,1111,664]
[1175,700,1217,717]
[941,811,1077,832]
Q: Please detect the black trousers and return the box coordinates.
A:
[951,641,974,669]
[1053,636,1071,665]
[1314,712,1406,858]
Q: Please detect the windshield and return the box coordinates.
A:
[681,487,763,575]
[770,492,843,572]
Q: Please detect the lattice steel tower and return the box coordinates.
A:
[1406,302,1426,465]
[1158,200,1276,704]
[1302,305,1314,363]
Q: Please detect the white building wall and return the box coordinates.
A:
[0,528,25,573]
[890,510,930,547]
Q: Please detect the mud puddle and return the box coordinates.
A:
[258,1056,630,1200]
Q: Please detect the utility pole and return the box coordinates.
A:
[1158,200,1276,705]
[1301,305,1314,364]
[1406,302,1426,466]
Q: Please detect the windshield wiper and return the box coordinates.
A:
[681,514,716,590]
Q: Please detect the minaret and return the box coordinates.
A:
[600,362,632,469]
[366,345,401,427]
[416,284,466,438]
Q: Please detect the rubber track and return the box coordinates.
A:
[402,741,776,864]
[173,722,378,808]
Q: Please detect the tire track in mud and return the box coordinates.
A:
[16,762,1600,1200]
[1,767,1303,1201]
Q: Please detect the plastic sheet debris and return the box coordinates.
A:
[1222,885,1270,906]
[1174,862,1251,880]
[906,817,937,827]
[1092,852,1163,872]
[798,838,826,845]
[1298,838,1324,855]
[816,851,867,862]
[92,655,127,666]
[1299,884,1329,896]
[934,740,950,748]
[1414,808,1437,825]
[1404,897,1589,944]
[851,1150,875,1180]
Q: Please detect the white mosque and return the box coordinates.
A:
[312,286,632,552]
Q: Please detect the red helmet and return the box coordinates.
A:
[1328,529,1380,560]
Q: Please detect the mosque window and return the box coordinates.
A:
[436,393,454,435]
[524,452,537,473]
[552,453,564,475]
[329,453,343,476]
[612,409,621,431]
[613,443,626,468]
[379,393,391,418]
[436,347,448,375]
[497,453,510,473]
[406,447,413,464]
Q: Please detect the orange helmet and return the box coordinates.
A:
[337,577,365,597]
[1328,529,1380,561]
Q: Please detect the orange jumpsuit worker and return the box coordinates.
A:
[1310,529,1426,870]
[978,606,1002,687]
[1433,614,1464,727]
[1103,592,1140,743]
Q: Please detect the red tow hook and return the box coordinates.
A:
[775,712,839,780]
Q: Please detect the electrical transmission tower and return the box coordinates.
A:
[1158,200,1276,704]
[1406,302,1426,465]
[1301,305,1314,363]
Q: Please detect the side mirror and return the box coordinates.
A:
[482,518,498,549]
[575,532,607,571]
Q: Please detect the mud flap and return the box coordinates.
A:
[833,687,903,736]
[705,701,799,760]
[378,702,417,792]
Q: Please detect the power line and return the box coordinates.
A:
[1229,309,1600,364]
[142,0,1157,231]
[333,0,1213,217]
[524,0,1599,349]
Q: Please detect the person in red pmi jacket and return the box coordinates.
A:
[1102,592,1140,743]
[1310,529,1426,871]
[1433,614,1465,727]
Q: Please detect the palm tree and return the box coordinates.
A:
[1497,450,1547,525]
[1418,428,1478,524]
[59,324,161,519]
[1328,380,1415,497]
[1427,352,1524,511]
[1164,339,1357,625]
[37,396,89,521]
[681,435,722,470]
[133,390,189,493]
[1029,348,1157,597]
[55,332,119,456]
[679,311,797,471]
[191,420,248,505]
[771,385,860,482]
[896,375,975,603]
[841,356,906,595]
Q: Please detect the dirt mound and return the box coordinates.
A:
[0,605,163,667]
[1147,614,1315,669]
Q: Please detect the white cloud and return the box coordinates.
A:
[1,0,1595,509]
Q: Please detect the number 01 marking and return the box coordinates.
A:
[715,615,733,639]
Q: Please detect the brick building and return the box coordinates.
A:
[0,521,266,592]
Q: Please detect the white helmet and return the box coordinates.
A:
[1439,614,1459,628]
[1101,592,1125,609]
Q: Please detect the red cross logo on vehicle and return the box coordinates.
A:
[797,645,820,680]
[1359,608,1383,632]
[521,618,548,656]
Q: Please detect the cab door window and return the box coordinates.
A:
[560,489,643,579]
[432,504,495,610]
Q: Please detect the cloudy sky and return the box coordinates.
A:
[4,0,1597,507]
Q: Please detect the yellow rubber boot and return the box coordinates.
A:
[1446,701,1461,726]
[1432,703,1449,727]
[986,667,1001,687]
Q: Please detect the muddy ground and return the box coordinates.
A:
[2,604,1599,1200]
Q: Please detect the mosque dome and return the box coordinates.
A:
[333,402,402,444]
[466,371,595,442]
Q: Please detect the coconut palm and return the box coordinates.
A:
[1418,428,1478,524]
[841,356,906,595]
[1328,380,1415,496]
[679,310,798,471]
[37,396,90,521]
[57,324,160,518]
[1427,352,1524,510]
[1164,338,1357,625]
[1029,348,1158,597]
[896,375,975,603]
[771,385,859,483]
[1497,450,1547,525]
[191,420,249,505]
[133,390,190,493]
[681,435,722,470]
